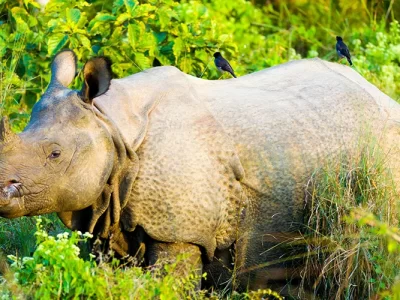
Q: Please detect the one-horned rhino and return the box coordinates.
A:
[0,50,400,292]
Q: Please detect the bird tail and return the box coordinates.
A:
[230,71,237,78]
[347,57,353,66]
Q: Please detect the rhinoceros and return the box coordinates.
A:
[0,50,399,292]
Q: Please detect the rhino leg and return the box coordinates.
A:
[233,184,307,294]
[202,248,233,290]
[147,241,203,287]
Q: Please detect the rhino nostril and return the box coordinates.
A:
[7,179,20,186]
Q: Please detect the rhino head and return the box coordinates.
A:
[0,50,115,224]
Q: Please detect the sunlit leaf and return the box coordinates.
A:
[173,37,183,63]
[128,23,140,49]
[115,13,130,26]
[47,34,68,55]
[134,52,151,69]
[77,34,91,50]
[88,13,116,31]
[66,8,81,26]
[124,0,136,13]
[157,9,170,29]
[23,0,41,9]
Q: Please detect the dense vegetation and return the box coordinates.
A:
[0,0,400,298]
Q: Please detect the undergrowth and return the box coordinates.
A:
[302,141,400,299]
[0,218,284,299]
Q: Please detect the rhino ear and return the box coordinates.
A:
[0,116,18,143]
[50,49,77,88]
[79,57,112,104]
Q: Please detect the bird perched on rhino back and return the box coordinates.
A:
[336,36,353,66]
[214,52,237,78]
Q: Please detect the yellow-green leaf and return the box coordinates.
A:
[128,24,140,49]
[115,13,130,26]
[66,8,81,26]
[173,37,184,63]
[77,34,91,50]
[134,52,151,69]
[88,13,116,31]
[47,34,68,56]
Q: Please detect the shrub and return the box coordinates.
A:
[1,0,400,131]
[2,218,205,299]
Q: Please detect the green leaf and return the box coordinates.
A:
[11,7,30,33]
[27,15,38,27]
[138,32,156,50]
[173,37,184,63]
[160,41,174,55]
[124,0,136,13]
[47,34,68,56]
[77,34,91,50]
[22,54,35,77]
[109,27,123,44]
[155,54,172,66]
[66,8,81,26]
[154,32,167,43]
[191,38,206,47]
[131,4,155,19]
[127,24,140,49]
[23,0,41,9]
[88,13,116,31]
[157,9,170,29]
[112,0,124,14]
[134,52,151,69]
[76,14,88,29]
[115,13,130,26]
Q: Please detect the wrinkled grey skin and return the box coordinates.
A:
[1,50,400,293]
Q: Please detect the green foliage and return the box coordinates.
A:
[353,20,400,100]
[302,140,400,299]
[2,218,205,299]
[352,210,400,299]
[1,0,400,131]
[0,214,67,258]
[1,0,240,131]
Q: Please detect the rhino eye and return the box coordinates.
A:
[49,150,61,159]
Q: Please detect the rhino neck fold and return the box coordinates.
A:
[59,103,140,243]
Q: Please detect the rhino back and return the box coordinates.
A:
[193,58,400,202]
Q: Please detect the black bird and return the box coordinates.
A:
[214,52,236,78]
[336,36,352,66]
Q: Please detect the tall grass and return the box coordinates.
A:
[301,140,399,299]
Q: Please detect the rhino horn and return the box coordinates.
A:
[79,56,112,104]
[0,116,18,143]
[50,49,77,88]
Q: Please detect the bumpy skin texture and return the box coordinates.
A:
[103,69,246,260]
[1,53,400,291]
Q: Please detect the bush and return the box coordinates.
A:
[2,218,205,299]
[1,0,400,131]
